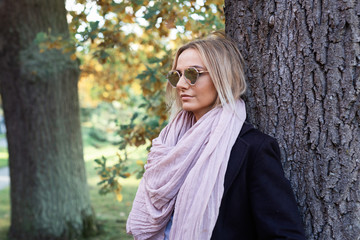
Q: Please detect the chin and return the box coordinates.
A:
[181,103,196,112]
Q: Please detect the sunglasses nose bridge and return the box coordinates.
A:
[177,73,190,88]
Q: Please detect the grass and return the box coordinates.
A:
[0,187,10,239]
[84,143,144,240]
[0,127,146,239]
[0,147,8,168]
[85,161,141,240]
[87,178,140,239]
[0,132,8,168]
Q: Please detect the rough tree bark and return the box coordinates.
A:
[225,0,360,239]
[0,0,97,239]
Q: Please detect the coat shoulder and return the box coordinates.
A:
[237,122,278,152]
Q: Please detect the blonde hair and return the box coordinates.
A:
[166,31,247,119]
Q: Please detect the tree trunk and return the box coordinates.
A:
[0,0,97,239]
[225,0,360,239]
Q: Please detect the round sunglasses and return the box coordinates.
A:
[166,67,208,87]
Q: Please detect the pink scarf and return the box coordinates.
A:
[127,100,246,240]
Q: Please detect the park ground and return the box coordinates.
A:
[0,126,144,240]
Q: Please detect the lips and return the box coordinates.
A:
[180,94,193,100]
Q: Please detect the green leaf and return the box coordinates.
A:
[34,32,48,43]
[131,112,139,122]
[97,179,107,185]
[143,5,160,20]
[100,50,110,60]
[94,159,102,165]
[89,21,99,31]
[136,72,148,80]
[139,103,147,108]
[148,57,160,64]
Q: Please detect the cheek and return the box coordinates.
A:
[208,88,218,103]
[207,81,218,99]
[197,83,217,103]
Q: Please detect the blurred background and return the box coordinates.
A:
[0,0,224,239]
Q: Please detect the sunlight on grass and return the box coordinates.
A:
[0,147,8,168]
[84,145,118,162]
[0,152,8,159]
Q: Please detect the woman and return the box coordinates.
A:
[127,32,306,240]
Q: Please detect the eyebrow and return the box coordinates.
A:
[190,65,205,69]
[175,65,206,71]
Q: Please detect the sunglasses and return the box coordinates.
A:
[167,67,208,87]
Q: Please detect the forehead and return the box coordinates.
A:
[176,48,205,69]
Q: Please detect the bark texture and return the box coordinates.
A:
[225,0,360,239]
[0,0,97,239]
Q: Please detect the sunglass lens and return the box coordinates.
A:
[167,71,179,87]
[184,68,199,84]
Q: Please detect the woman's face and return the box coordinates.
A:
[176,48,218,121]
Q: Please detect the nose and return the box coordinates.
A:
[176,74,190,90]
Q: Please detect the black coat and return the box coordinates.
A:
[211,122,306,240]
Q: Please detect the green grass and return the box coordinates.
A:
[0,175,141,240]
[0,128,146,240]
[0,187,10,239]
[0,147,8,168]
[85,161,141,240]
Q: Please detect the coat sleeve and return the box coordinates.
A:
[248,136,306,239]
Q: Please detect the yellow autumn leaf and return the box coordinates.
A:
[185,21,192,31]
[123,14,134,23]
[94,62,103,72]
[205,0,223,4]
[116,151,122,161]
[105,84,112,91]
[136,160,144,166]
[70,53,77,61]
[115,191,123,202]
[131,82,142,95]
[50,41,62,49]
[102,92,109,98]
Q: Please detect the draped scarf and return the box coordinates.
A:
[127,100,246,240]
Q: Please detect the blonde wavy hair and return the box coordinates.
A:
[166,31,247,119]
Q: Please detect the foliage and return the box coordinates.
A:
[65,0,225,200]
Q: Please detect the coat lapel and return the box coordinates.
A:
[223,122,253,195]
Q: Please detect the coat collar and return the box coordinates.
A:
[223,122,254,195]
[239,121,254,137]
